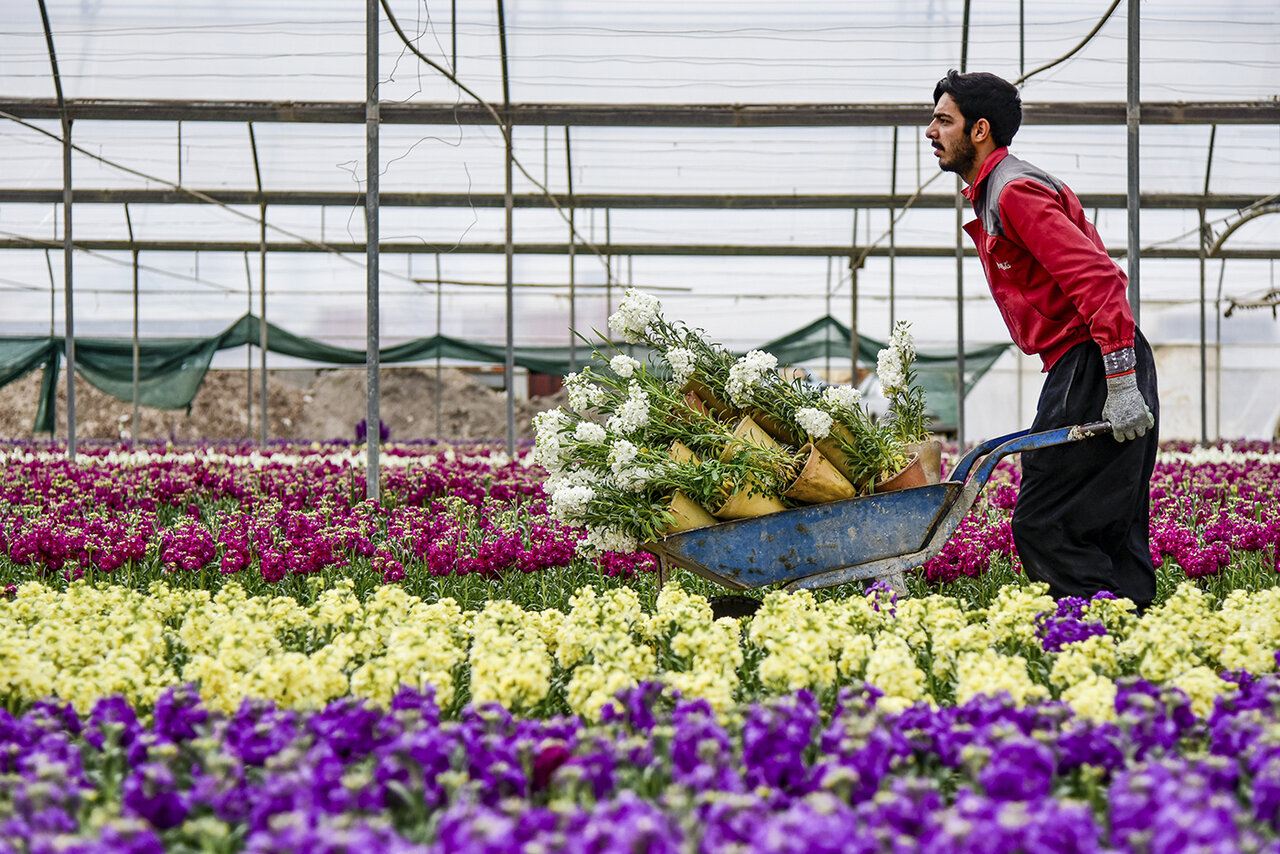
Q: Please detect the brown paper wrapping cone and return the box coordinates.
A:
[872,453,927,493]
[750,409,802,445]
[711,484,788,520]
[813,423,873,491]
[783,443,857,504]
[669,439,700,466]
[660,490,719,534]
[905,438,943,485]
[681,377,734,416]
[719,415,783,462]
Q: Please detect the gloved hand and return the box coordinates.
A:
[1101,346,1154,442]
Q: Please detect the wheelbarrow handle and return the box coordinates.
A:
[946,420,1112,485]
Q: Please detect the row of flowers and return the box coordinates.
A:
[2,438,1278,590]
[6,669,1280,853]
[3,575,1280,722]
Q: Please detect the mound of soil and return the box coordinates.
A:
[0,367,566,444]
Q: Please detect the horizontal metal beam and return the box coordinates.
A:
[2,237,1277,260]
[3,98,1279,126]
[0,188,1264,211]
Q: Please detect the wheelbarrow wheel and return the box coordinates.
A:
[709,594,762,620]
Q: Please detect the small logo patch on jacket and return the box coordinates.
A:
[996,261,1012,271]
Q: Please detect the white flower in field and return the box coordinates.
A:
[795,407,833,439]
[549,481,596,521]
[574,421,607,444]
[608,288,662,344]
[565,372,607,413]
[582,524,639,556]
[608,438,639,475]
[609,354,641,379]
[822,385,862,411]
[725,349,778,407]
[877,346,906,394]
[665,347,696,387]
[607,383,650,435]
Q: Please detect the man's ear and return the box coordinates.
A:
[971,118,991,144]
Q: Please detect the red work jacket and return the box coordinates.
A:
[962,148,1135,371]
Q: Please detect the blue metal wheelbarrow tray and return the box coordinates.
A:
[643,422,1112,592]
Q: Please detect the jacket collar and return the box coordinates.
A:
[960,147,1010,201]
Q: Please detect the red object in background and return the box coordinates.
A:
[527,373,563,398]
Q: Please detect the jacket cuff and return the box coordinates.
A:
[1102,346,1137,378]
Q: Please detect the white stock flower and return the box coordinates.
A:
[614,465,653,492]
[549,482,596,521]
[877,347,906,393]
[665,347,696,387]
[582,525,639,556]
[796,407,834,439]
[607,383,650,434]
[565,372,607,413]
[725,349,778,407]
[823,385,863,411]
[607,289,662,344]
[608,438,639,475]
[609,354,641,379]
[574,421,607,444]
[531,408,571,474]
[891,320,916,365]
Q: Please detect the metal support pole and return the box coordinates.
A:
[955,176,966,448]
[366,0,382,498]
[498,0,516,457]
[889,125,898,332]
[1199,125,1217,447]
[1127,0,1141,323]
[125,204,139,442]
[39,0,75,456]
[605,208,613,320]
[824,256,832,380]
[243,252,253,438]
[1214,260,1225,441]
[850,209,859,379]
[566,126,577,372]
[248,123,269,446]
[435,253,443,440]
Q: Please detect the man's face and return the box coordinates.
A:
[926,93,978,178]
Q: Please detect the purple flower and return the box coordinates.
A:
[978,738,1056,801]
[152,683,208,742]
[122,762,190,830]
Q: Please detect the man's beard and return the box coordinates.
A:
[937,134,977,176]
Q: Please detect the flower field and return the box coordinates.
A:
[2,439,1280,852]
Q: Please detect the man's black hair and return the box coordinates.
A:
[933,70,1022,148]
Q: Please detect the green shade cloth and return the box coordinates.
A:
[0,314,1008,434]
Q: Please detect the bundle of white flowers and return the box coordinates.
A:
[533,291,925,553]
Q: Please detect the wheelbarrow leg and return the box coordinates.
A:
[879,571,909,598]
[655,554,668,591]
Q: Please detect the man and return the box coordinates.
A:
[927,69,1159,610]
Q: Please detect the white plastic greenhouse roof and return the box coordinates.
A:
[2,1,1279,440]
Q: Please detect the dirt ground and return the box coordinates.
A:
[0,367,566,443]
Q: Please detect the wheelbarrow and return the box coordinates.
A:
[643,421,1112,612]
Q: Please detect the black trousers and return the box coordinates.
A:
[1012,330,1159,610]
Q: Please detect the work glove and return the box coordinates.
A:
[1101,346,1154,442]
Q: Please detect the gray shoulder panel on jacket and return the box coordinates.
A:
[976,155,1064,238]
